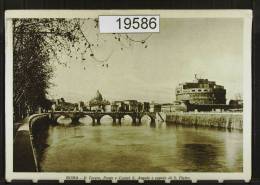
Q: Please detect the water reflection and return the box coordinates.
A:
[78,115,92,125]
[57,116,72,125]
[100,115,113,126]
[181,143,218,171]
[121,115,133,126]
[40,121,243,172]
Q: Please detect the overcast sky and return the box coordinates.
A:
[48,18,243,104]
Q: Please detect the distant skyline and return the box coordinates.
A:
[48,18,243,103]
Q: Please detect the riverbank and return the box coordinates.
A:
[13,114,50,172]
[13,120,37,172]
[165,112,243,130]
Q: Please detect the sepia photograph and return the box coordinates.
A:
[5,10,252,182]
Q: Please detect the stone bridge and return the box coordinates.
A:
[51,111,156,125]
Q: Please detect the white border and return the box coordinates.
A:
[5,10,252,183]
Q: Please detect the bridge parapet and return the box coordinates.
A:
[51,111,156,125]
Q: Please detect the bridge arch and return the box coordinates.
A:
[99,115,114,125]
[140,113,155,124]
[140,115,152,123]
[78,115,94,125]
[121,114,133,124]
[120,113,138,125]
[51,111,155,125]
[56,115,72,125]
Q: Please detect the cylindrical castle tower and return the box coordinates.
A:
[175,76,226,105]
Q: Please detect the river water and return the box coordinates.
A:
[39,117,243,172]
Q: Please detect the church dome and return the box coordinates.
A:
[94,90,103,101]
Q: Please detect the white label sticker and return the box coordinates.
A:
[99,15,160,33]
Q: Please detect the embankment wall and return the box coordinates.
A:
[165,112,243,130]
[29,114,51,171]
[13,113,50,172]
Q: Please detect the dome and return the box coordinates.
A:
[94,90,103,101]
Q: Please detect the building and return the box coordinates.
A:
[229,99,243,110]
[111,102,119,112]
[104,104,112,112]
[111,100,150,112]
[150,103,161,113]
[143,102,150,112]
[53,98,78,111]
[124,100,139,112]
[172,101,188,112]
[161,103,174,112]
[175,76,226,105]
[111,101,127,112]
[88,90,110,112]
[78,101,85,111]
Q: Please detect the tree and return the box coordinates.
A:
[14,21,53,119]
[13,18,151,120]
[13,19,80,120]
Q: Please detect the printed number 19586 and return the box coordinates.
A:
[99,15,160,33]
[116,17,157,30]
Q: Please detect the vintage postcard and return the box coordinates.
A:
[5,10,252,182]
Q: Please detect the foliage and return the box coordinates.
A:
[13,18,151,120]
[13,18,82,119]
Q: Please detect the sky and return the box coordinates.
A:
[48,18,243,104]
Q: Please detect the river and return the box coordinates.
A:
[39,116,243,172]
